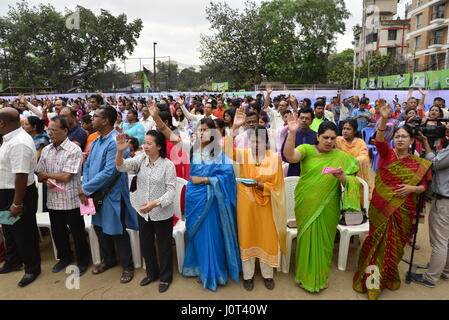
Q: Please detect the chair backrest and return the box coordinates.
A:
[175,177,188,219]
[356,176,370,217]
[284,176,299,222]
[282,163,289,177]
[35,175,43,214]
[361,127,375,145]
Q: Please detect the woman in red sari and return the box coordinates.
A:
[353,99,432,300]
[158,110,190,220]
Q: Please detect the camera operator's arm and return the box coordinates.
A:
[418,132,449,170]
[376,100,389,143]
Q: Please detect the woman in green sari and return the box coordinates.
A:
[284,116,361,292]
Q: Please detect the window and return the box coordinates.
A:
[432,29,444,45]
[365,33,378,44]
[414,58,420,72]
[417,0,424,7]
[388,30,397,41]
[435,4,445,19]
[387,47,397,56]
[414,35,421,50]
[416,13,422,30]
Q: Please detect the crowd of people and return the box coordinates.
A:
[0,87,448,300]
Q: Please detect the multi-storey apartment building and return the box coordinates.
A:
[406,0,449,72]
[354,0,410,66]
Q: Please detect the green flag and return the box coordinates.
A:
[143,67,151,90]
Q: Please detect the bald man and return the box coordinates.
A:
[0,108,41,287]
[60,107,87,150]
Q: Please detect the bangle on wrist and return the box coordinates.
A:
[12,203,23,209]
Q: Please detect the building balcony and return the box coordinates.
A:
[429,37,445,49]
[430,11,445,24]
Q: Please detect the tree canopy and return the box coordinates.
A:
[0,1,142,92]
[200,0,350,89]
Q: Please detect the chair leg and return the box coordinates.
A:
[337,231,351,271]
[126,230,141,269]
[86,227,101,266]
[285,233,293,274]
[173,231,185,274]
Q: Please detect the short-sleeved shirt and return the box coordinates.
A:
[36,138,83,210]
[351,108,371,131]
[0,127,36,189]
[68,125,88,150]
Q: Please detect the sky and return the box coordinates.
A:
[1,0,363,73]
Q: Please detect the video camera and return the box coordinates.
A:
[408,117,449,140]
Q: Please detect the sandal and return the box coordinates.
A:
[92,263,115,275]
[120,269,134,284]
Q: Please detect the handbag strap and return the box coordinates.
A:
[102,173,122,196]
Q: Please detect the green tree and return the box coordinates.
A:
[156,61,179,91]
[88,63,133,91]
[0,1,142,91]
[200,0,350,89]
[327,49,354,88]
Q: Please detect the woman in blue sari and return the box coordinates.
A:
[150,101,240,291]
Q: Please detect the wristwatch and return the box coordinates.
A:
[155,200,161,207]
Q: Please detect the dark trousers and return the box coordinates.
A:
[0,184,41,274]
[48,208,90,266]
[94,200,134,271]
[139,215,173,283]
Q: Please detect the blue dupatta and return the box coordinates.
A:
[182,150,241,291]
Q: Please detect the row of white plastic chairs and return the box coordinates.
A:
[34,174,370,274]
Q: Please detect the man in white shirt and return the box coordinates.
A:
[0,107,41,287]
[140,106,155,133]
[262,88,290,132]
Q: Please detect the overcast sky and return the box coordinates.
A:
[1,0,363,73]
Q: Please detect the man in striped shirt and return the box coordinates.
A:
[36,116,90,276]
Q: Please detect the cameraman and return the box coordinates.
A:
[411,125,449,287]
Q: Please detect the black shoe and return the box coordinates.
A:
[52,260,74,273]
[0,264,22,274]
[243,279,254,291]
[18,272,40,287]
[410,273,436,288]
[263,278,275,290]
[78,265,89,277]
[140,276,157,287]
[158,282,170,293]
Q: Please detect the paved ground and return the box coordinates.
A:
[0,213,448,300]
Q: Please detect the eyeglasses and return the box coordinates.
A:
[393,135,410,140]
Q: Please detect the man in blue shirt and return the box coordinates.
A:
[79,105,138,283]
[351,97,371,133]
[60,107,88,150]
[281,108,316,176]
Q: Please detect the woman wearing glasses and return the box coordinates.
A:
[353,99,433,300]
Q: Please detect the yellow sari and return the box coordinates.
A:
[234,149,287,272]
[336,136,373,195]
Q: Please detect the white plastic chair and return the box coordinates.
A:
[283,176,299,273]
[35,179,58,259]
[336,177,370,271]
[173,177,188,273]
[282,162,289,177]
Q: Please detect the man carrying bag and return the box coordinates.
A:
[79,105,138,284]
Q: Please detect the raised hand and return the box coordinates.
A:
[18,94,27,105]
[266,86,273,96]
[286,112,300,132]
[233,106,246,128]
[116,133,129,153]
[379,100,391,119]
[176,97,185,106]
[418,88,427,96]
